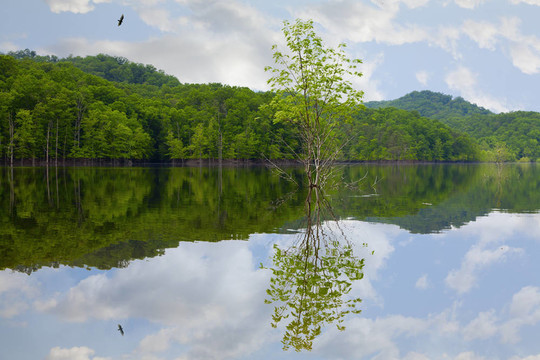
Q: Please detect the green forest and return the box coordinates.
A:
[0,50,538,163]
[366,90,540,161]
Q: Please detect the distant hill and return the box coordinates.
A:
[365,90,493,120]
[366,91,540,161]
[5,49,180,87]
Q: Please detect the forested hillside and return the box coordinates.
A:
[1,52,479,163]
[366,90,540,161]
[365,90,493,120]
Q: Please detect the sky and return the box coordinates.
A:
[1,213,540,360]
[2,0,540,113]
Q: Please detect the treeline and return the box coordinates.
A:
[1,51,478,163]
[366,90,540,161]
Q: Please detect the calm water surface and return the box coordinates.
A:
[1,164,539,360]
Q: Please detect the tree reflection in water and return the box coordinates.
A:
[263,184,366,351]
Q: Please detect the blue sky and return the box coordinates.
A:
[1,213,540,360]
[2,0,540,112]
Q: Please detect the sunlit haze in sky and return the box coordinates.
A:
[2,0,540,112]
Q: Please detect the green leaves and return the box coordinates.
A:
[263,237,365,351]
[265,18,366,192]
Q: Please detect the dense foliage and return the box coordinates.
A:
[342,107,477,161]
[1,52,479,163]
[443,112,540,161]
[366,90,540,161]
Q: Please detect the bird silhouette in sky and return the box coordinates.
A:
[118,14,124,26]
[118,324,124,336]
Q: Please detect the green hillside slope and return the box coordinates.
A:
[367,90,540,161]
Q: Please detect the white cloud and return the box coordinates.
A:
[45,346,110,360]
[457,285,540,345]
[509,286,540,318]
[415,274,429,289]
[297,0,429,46]
[463,310,498,341]
[510,0,540,5]
[500,286,540,343]
[416,71,429,86]
[357,53,386,101]
[446,66,476,89]
[454,352,486,360]
[463,213,540,246]
[509,355,540,360]
[445,243,522,294]
[510,43,540,74]
[434,25,463,59]
[401,0,431,8]
[372,0,430,9]
[442,214,537,295]
[44,0,110,14]
[315,315,430,359]
[0,41,21,53]
[462,17,540,75]
[462,20,499,50]
[167,0,278,36]
[445,66,509,113]
[453,0,487,9]
[0,271,39,318]
[137,7,178,33]
[45,0,280,90]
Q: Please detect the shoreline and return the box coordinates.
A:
[0,158,536,168]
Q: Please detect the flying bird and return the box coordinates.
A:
[118,324,124,336]
[118,14,124,26]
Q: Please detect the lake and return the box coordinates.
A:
[1,164,539,360]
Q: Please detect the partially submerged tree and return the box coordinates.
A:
[263,19,368,351]
[265,18,365,190]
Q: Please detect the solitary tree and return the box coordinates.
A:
[265,18,365,190]
[263,19,367,351]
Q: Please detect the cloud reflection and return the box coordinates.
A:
[0,271,39,318]
[39,240,274,359]
[2,212,538,359]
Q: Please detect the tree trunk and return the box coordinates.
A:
[75,93,87,149]
[55,118,59,167]
[46,121,51,166]
[8,112,14,167]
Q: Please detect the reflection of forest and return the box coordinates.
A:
[1,164,538,271]
[352,163,540,233]
[0,166,304,272]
